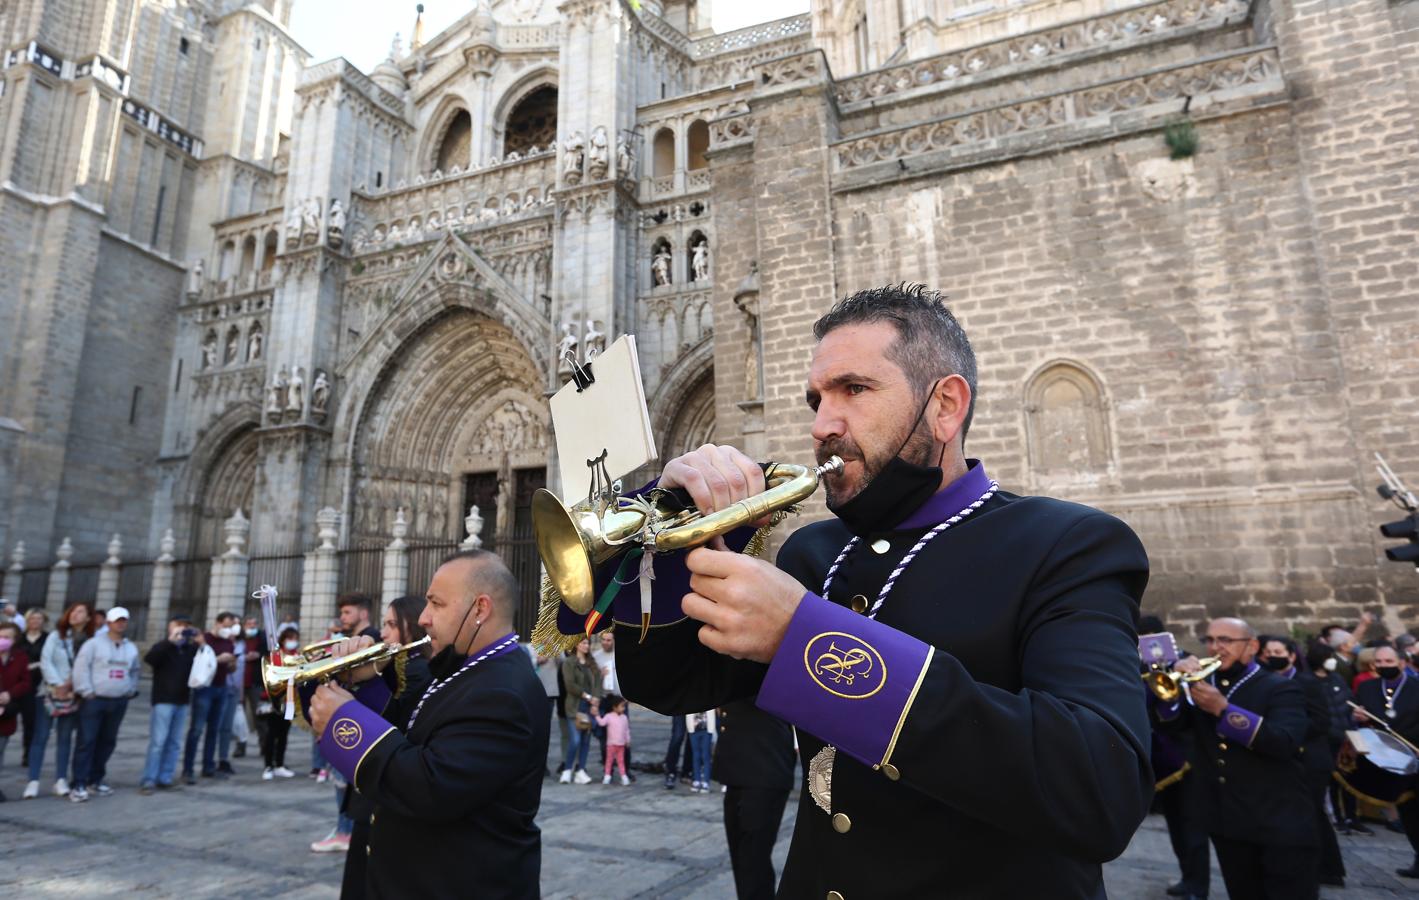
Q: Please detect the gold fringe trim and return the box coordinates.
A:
[393,647,408,697]
[1331,770,1416,809]
[529,515,787,658]
[1154,762,1190,792]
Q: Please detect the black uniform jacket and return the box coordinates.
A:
[712,698,797,792]
[1354,674,1419,746]
[1293,670,1335,776]
[1161,666,1316,847]
[617,491,1153,899]
[352,649,549,900]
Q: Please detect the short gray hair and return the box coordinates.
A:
[813,283,978,442]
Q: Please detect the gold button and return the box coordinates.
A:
[850,594,869,614]
[366,845,371,856]
[870,539,890,554]
[881,763,900,781]
[832,812,851,833]
[1218,742,1227,751]
[1217,759,1225,767]
[827,893,845,900]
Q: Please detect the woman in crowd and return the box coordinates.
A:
[0,620,34,798]
[560,638,603,785]
[260,626,300,781]
[17,609,47,769]
[23,603,92,798]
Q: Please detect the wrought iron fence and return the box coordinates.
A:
[246,554,303,622]
[118,562,154,637]
[407,541,463,603]
[489,525,541,638]
[18,568,49,611]
[170,558,211,623]
[338,544,386,599]
[66,564,102,605]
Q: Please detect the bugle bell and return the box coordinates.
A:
[533,456,845,614]
[261,635,431,698]
[1141,656,1223,703]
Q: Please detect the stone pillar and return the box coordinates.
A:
[300,508,341,633]
[381,507,409,603]
[45,537,73,619]
[461,505,484,550]
[96,533,122,608]
[146,529,177,643]
[206,510,250,626]
[3,541,23,606]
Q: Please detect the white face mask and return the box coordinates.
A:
[283,640,299,651]
[221,625,237,638]
[245,627,258,637]
[1323,657,1337,672]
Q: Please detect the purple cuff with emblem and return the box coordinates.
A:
[1216,703,1263,747]
[756,591,933,768]
[552,480,757,635]
[319,699,397,785]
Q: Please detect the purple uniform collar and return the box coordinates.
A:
[893,459,993,531]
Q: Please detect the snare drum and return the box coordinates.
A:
[1334,727,1418,807]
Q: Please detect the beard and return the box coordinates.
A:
[816,415,936,510]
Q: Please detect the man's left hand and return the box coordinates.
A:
[1188,680,1227,716]
[310,682,355,736]
[682,547,807,664]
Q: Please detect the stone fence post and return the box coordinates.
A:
[45,537,73,619]
[301,508,341,632]
[146,529,177,643]
[3,541,23,606]
[461,505,484,550]
[382,507,409,603]
[96,533,122,608]
[206,510,249,626]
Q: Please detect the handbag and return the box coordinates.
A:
[44,690,79,718]
[575,698,593,732]
[188,644,217,689]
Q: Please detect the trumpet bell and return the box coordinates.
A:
[1141,656,1223,703]
[532,489,648,615]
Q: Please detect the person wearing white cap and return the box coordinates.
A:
[69,606,140,800]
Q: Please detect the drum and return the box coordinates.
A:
[1334,727,1418,807]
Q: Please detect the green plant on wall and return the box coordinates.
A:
[1164,118,1199,160]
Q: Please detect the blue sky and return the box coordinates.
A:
[287,1,810,73]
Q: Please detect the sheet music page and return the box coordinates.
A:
[550,333,657,501]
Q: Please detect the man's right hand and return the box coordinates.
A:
[659,444,766,516]
[331,636,379,684]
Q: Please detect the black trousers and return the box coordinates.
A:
[1399,795,1419,857]
[1306,769,1345,880]
[1159,776,1210,896]
[341,816,370,900]
[1210,836,1317,900]
[260,713,290,768]
[723,786,790,900]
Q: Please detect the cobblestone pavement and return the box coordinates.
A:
[3,693,1416,898]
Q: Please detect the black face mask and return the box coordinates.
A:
[1262,657,1291,672]
[428,600,483,680]
[1378,666,1404,682]
[831,381,943,538]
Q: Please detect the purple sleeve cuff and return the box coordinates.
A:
[756,592,934,768]
[1216,703,1263,746]
[319,699,397,784]
[1152,695,1183,722]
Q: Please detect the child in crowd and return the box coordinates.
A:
[594,695,631,786]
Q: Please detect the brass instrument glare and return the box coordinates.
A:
[1141,656,1223,703]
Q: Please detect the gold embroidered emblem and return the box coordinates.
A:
[805,632,886,699]
[1225,712,1249,730]
[333,717,363,750]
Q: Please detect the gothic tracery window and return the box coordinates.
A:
[503,86,557,157]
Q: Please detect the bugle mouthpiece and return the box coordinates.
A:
[816,456,845,476]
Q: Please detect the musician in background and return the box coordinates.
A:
[1158,618,1315,900]
[1351,644,1419,878]
[1258,635,1344,887]
[310,551,549,899]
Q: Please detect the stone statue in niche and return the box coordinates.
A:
[284,206,302,244]
[267,365,289,417]
[587,126,610,180]
[616,133,634,179]
[224,328,240,364]
[691,239,710,282]
[584,319,606,360]
[201,332,218,370]
[286,365,305,416]
[187,258,204,295]
[734,262,763,402]
[310,371,331,419]
[652,246,672,286]
[562,131,585,184]
[246,327,263,361]
[327,199,346,248]
[556,320,578,373]
[300,199,321,245]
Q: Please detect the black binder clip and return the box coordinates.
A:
[564,351,595,393]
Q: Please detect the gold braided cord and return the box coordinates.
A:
[1153,761,1190,792]
[528,514,788,657]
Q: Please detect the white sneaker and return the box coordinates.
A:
[94,783,113,796]
[69,786,89,802]
[620,774,631,786]
[273,766,295,778]
[263,768,275,781]
[53,778,69,797]
[22,780,39,799]
[573,768,592,785]
[559,769,572,784]
[602,773,612,784]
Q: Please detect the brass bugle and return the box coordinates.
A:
[262,635,431,697]
[294,636,346,663]
[533,456,845,614]
[1142,656,1223,703]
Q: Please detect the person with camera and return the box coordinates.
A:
[139,617,201,793]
